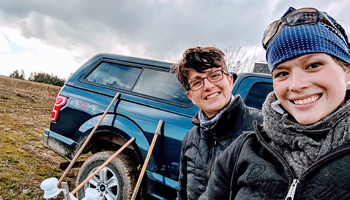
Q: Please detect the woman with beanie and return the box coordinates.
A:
[198,7,350,200]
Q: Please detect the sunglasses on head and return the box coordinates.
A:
[262,7,346,49]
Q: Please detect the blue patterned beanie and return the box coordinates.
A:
[266,12,350,73]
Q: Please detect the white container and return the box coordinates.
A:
[40,178,61,199]
[82,188,100,200]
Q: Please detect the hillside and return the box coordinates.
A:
[0,75,78,199]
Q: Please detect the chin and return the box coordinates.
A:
[295,118,320,125]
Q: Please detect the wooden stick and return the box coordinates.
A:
[131,120,163,200]
[71,137,135,195]
[58,92,120,186]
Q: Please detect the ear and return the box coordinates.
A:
[227,74,234,92]
[229,74,234,85]
[345,64,350,82]
[186,91,195,104]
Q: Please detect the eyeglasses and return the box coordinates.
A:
[186,69,228,91]
[262,7,345,49]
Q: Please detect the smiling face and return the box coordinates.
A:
[186,68,233,118]
[272,53,350,125]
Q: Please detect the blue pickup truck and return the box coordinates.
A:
[43,53,273,200]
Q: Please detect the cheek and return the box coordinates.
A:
[222,78,234,93]
[272,82,284,98]
[272,82,289,108]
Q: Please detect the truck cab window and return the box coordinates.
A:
[85,62,142,90]
[245,82,273,109]
[133,69,191,105]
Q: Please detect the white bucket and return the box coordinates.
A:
[40,177,62,199]
[83,188,101,200]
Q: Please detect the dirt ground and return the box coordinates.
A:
[0,75,79,199]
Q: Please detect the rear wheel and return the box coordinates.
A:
[76,151,137,200]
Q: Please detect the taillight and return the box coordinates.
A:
[51,95,68,122]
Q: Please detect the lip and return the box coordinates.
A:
[204,92,220,100]
[290,94,322,105]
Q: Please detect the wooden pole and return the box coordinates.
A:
[58,92,120,186]
[71,137,135,195]
[131,120,163,200]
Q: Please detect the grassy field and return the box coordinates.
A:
[0,75,79,199]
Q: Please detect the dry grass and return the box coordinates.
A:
[0,75,78,199]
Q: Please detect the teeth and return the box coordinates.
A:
[294,95,319,105]
[206,93,219,100]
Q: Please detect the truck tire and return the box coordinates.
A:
[76,151,137,200]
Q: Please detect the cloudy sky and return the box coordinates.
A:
[0,0,349,79]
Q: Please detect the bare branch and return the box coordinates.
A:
[223,46,257,73]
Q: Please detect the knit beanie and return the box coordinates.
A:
[265,10,350,72]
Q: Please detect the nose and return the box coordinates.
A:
[203,78,215,90]
[289,71,309,92]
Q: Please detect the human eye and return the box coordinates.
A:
[191,79,202,87]
[209,71,222,80]
[273,71,289,79]
[306,61,323,70]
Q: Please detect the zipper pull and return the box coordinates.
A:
[285,179,299,200]
[212,132,218,146]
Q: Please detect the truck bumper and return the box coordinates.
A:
[43,129,78,160]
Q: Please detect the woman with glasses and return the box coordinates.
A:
[199,7,350,200]
[170,46,263,200]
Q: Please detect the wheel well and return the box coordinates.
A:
[83,129,141,169]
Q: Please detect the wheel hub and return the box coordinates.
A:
[99,184,106,192]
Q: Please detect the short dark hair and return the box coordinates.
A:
[170,46,228,90]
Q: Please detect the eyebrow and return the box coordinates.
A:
[188,72,208,82]
[274,65,289,71]
[189,68,222,81]
[190,74,206,81]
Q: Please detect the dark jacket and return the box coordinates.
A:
[199,122,350,200]
[176,96,263,200]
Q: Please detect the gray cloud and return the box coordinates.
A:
[0,0,349,67]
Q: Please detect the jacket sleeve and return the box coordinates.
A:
[199,133,251,200]
[176,139,188,200]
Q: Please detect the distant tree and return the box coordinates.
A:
[20,69,25,80]
[9,70,20,79]
[9,69,65,86]
[30,72,66,86]
[224,46,257,73]
[9,69,25,80]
